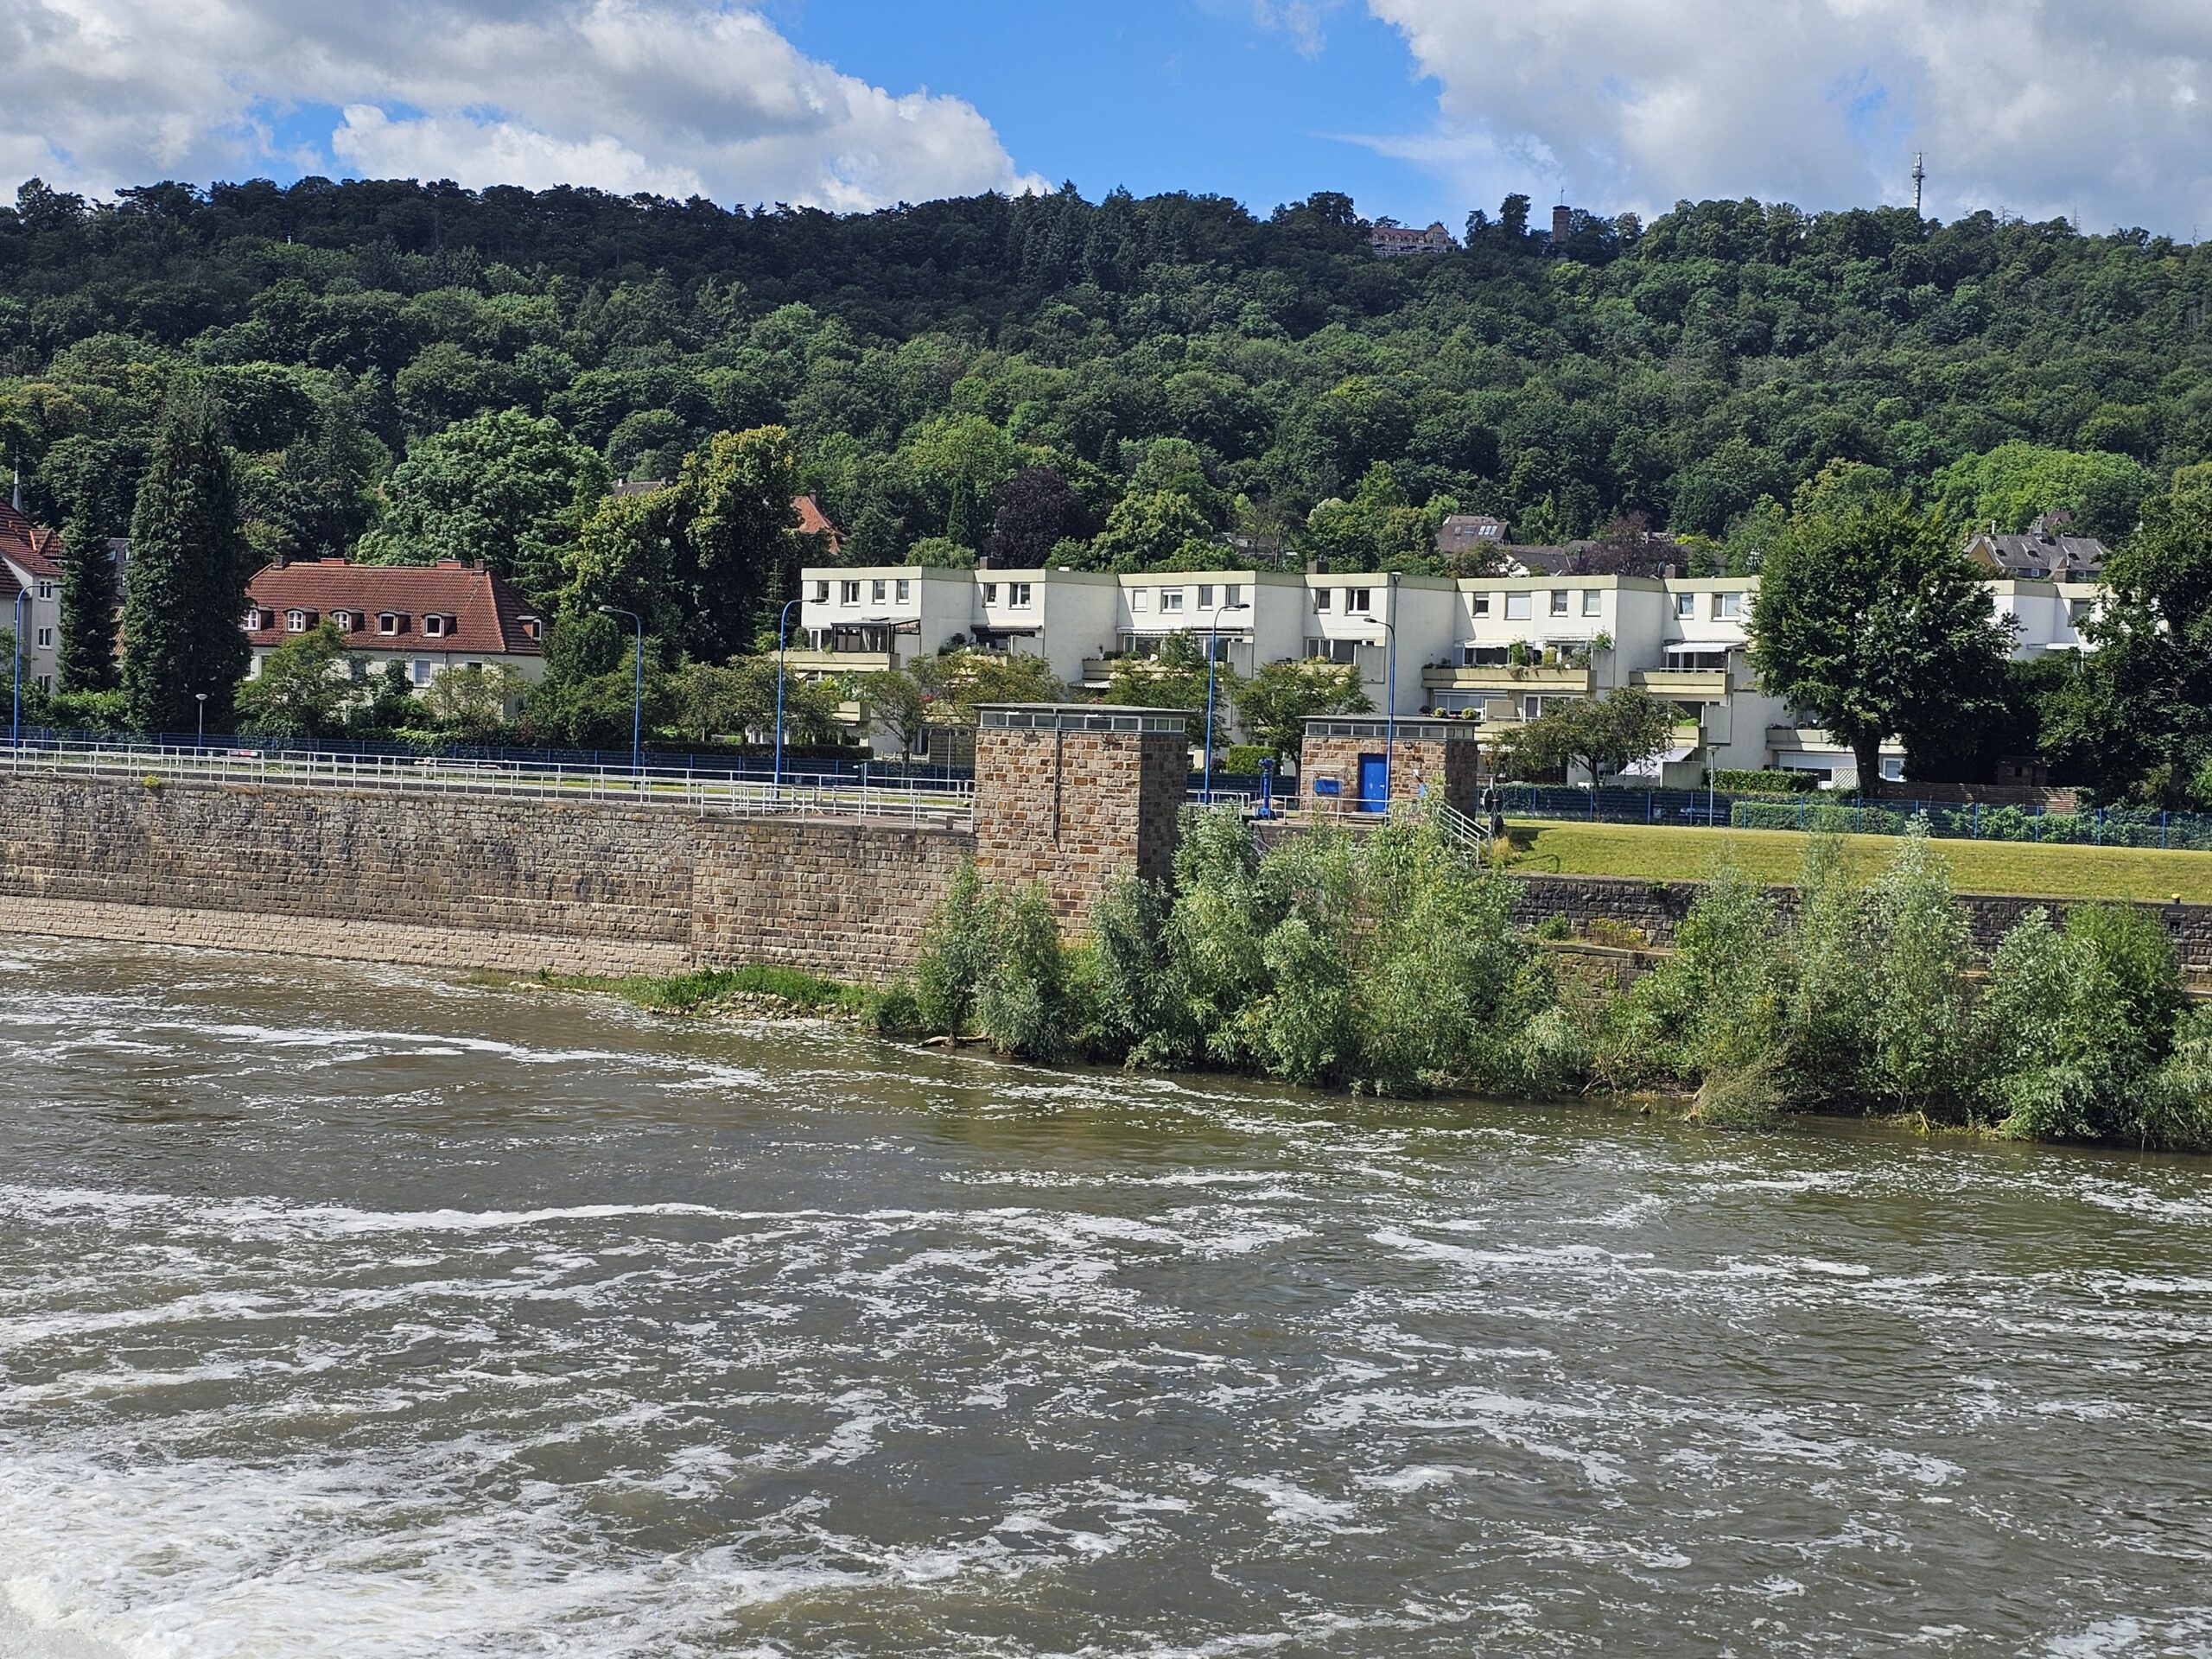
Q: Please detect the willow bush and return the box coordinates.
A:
[891,813,2212,1147]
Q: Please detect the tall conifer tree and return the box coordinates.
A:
[121,394,248,734]
[55,493,118,692]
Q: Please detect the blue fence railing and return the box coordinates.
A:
[1493,784,2212,852]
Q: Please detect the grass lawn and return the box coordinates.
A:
[1500,818,2212,906]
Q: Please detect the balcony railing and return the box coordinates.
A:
[1633,668,1732,698]
[1421,664,1594,692]
[780,649,893,674]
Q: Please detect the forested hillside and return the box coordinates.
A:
[3,175,2206,579]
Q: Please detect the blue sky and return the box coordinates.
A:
[6,2,2212,235]
[767,0,1466,226]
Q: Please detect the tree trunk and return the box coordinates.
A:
[1853,736,1884,799]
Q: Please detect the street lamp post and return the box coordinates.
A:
[9,589,25,750]
[595,605,644,775]
[1353,605,1398,812]
[773,596,803,798]
[195,692,207,749]
[1201,600,1250,805]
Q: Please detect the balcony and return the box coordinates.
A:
[1421,664,1594,694]
[1632,668,1731,699]
[780,650,893,675]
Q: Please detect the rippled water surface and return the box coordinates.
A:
[3,942,2211,1656]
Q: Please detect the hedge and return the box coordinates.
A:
[1731,801,1910,835]
[1710,768,1820,794]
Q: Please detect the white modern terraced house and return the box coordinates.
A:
[794,563,2102,789]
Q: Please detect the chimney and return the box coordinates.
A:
[1551,204,1572,244]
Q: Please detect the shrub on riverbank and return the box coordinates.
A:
[1612,823,2212,1147]
[888,813,2212,1148]
[896,810,1560,1094]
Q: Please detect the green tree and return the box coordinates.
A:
[1230,657,1370,762]
[121,393,251,734]
[55,493,117,692]
[422,663,527,741]
[1090,490,1214,570]
[859,667,930,757]
[375,409,605,597]
[1748,492,2013,797]
[1506,689,1677,785]
[234,622,359,738]
[908,646,1066,724]
[1107,631,1235,747]
[270,391,385,560]
[901,413,1019,549]
[2044,464,2212,804]
[1930,442,2155,543]
[677,427,805,658]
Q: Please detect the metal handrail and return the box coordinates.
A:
[2,739,976,830]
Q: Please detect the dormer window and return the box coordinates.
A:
[518,616,543,641]
[423,613,449,639]
[329,610,354,632]
[285,609,314,632]
[378,612,404,636]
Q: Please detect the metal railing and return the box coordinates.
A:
[3,738,976,829]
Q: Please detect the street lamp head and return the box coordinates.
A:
[194,692,207,703]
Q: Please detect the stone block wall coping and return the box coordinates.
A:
[977,704,1192,734]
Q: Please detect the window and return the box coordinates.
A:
[1198,584,1214,608]
[871,579,887,603]
[1675,592,1695,619]
[895,579,911,602]
[1471,593,1491,618]
[1550,590,1570,617]
[1346,587,1373,615]
[285,609,310,632]
[1160,588,1185,613]
[981,582,999,605]
[840,581,861,606]
[1713,592,1744,620]
[1010,582,1033,608]
[1581,590,1603,618]
[35,627,51,649]
[1306,638,1358,664]
[378,613,402,635]
[2068,597,2093,625]
[1130,588,1148,612]
[34,582,54,602]
[330,610,353,631]
[410,659,432,685]
[423,613,447,638]
[812,580,830,602]
[1225,584,1243,607]
[1504,592,1532,621]
[1313,588,1331,612]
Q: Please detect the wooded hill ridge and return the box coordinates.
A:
[0,175,2205,572]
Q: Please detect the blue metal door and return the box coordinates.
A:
[1358,753,1389,814]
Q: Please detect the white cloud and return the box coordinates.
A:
[1363,0,2212,233]
[0,0,1044,210]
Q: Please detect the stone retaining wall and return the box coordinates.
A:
[0,774,972,982]
[1510,872,2212,969]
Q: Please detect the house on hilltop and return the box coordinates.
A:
[1370,220,1459,258]
[242,558,545,699]
[1966,512,2109,582]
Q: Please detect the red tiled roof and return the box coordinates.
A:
[0,504,65,580]
[793,494,841,553]
[243,560,543,656]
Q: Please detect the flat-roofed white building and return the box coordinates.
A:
[795,560,2110,785]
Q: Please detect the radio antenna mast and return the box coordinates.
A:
[1911,152,1927,216]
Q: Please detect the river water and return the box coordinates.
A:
[2,941,2209,1657]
